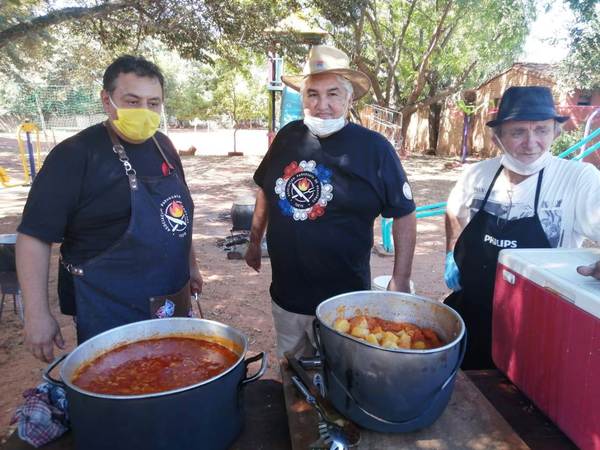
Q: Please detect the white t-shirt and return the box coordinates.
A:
[446,156,600,248]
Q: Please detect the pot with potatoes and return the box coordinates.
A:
[314,291,466,433]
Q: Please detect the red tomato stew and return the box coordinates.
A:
[72,337,239,395]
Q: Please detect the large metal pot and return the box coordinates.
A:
[315,291,466,433]
[44,318,267,450]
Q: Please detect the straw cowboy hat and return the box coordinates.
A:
[281,45,371,100]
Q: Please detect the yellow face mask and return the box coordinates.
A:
[109,97,161,142]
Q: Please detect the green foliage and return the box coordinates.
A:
[1,0,294,68]
[208,55,268,125]
[305,0,535,112]
[551,127,584,157]
[555,1,600,90]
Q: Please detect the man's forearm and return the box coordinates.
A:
[189,244,199,270]
[249,188,269,244]
[391,212,417,281]
[16,233,52,319]
[445,212,463,253]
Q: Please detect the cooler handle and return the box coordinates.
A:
[42,353,68,388]
[241,352,267,385]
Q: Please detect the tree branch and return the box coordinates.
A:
[0,2,133,50]
[402,59,477,115]
[406,0,454,106]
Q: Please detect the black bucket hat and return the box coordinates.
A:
[486,86,569,128]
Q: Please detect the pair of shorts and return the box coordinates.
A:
[271,301,316,359]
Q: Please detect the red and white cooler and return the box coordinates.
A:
[493,248,600,450]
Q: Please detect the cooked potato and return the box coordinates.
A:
[382,332,398,343]
[349,316,368,330]
[382,339,399,349]
[332,314,444,351]
[366,334,379,345]
[351,326,369,338]
[333,318,351,333]
[398,332,412,349]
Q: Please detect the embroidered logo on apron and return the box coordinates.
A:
[275,160,333,221]
[160,194,189,237]
[155,299,175,318]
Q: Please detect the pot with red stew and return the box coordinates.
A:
[44,318,266,450]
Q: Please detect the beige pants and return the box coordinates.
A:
[271,300,316,359]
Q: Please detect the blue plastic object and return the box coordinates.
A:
[381,218,394,252]
[279,86,303,129]
[444,251,461,291]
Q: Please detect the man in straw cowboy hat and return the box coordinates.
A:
[245,45,417,357]
[444,86,600,369]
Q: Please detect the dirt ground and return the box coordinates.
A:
[0,132,465,442]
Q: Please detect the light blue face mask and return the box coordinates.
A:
[495,136,552,176]
[303,114,346,137]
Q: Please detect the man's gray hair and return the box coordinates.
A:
[300,74,354,100]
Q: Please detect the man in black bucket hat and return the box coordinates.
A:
[443,85,600,369]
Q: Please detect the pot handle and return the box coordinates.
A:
[312,318,323,354]
[42,353,68,388]
[328,331,467,426]
[241,352,267,385]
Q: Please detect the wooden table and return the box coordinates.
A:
[1,369,577,450]
[281,362,577,450]
[0,379,290,450]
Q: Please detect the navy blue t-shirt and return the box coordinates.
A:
[254,120,415,315]
[18,123,188,314]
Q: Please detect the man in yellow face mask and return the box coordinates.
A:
[16,55,203,362]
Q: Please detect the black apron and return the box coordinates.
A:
[61,123,194,343]
[445,166,551,369]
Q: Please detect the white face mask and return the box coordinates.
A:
[495,136,552,176]
[304,113,346,137]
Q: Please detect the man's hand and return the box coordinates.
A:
[190,267,203,295]
[24,314,64,363]
[245,242,262,272]
[189,246,203,295]
[444,251,462,291]
[577,260,600,280]
[387,276,411,293]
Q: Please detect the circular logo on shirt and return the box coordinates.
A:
[160,195,189,237]
[285,172,322,209]
[403,182,413,200]
[275,160,334,221]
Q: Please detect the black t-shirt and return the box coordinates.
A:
[254,121,415,315]
[18,123,188,313]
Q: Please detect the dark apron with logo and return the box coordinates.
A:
[445,166,551,369]
[62,123,193,343]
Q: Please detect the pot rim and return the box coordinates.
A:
[316,290,465,354]
[59,318,249,400]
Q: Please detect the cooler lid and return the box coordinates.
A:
[498,248,600,318]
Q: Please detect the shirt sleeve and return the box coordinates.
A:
[379,143,416,218]
[253,125,290,188]
[17,141,86,243]
[446,163,475,220]
[572,163,600,242]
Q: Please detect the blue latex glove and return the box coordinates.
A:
[444,251,462,291]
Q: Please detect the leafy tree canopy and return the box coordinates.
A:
[558,0,600,90]
[0,0,292,74]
